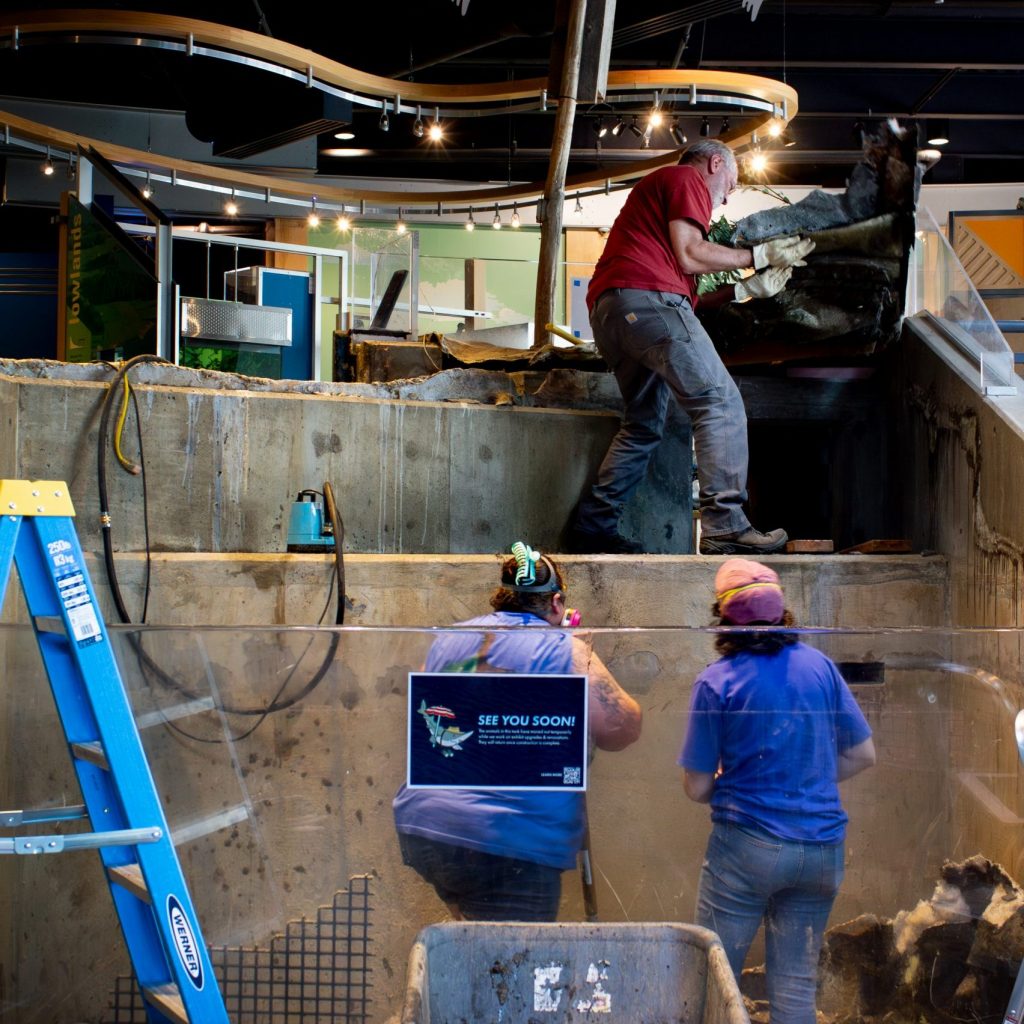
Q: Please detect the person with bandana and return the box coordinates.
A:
[680,558,875,1024]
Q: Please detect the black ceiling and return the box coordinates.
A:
[0,0,1022,189]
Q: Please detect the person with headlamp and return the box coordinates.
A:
[393,542,642,921]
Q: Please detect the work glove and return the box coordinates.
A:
[733,264,793,303]
[751,235,815,270]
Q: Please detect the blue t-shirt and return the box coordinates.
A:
[393,611,584,870]
[679,642,872,844]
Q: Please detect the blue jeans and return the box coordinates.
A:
[576,288,750,538]
[398,832,563,921]
[696,822,845,1024]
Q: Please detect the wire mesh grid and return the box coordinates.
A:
[104,875,374,1023]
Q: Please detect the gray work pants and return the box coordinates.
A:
[576,287,751,538]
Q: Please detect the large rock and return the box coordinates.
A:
[702,121,921,363]
[816,856,1024,1024]
[819,914,899,1017]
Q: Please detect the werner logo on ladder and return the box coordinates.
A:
[0,479,229,1024]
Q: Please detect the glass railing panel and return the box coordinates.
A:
[348,226,417,335]
[909,207,1017,395]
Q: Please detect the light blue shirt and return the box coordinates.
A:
[393,612,584,869]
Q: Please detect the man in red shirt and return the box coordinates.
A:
[565,139,813,555]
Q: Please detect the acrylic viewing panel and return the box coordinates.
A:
[2,622,1024,1022]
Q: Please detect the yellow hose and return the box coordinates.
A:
[113,374,141,475]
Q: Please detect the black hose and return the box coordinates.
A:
[97,353,168,623]
[94,356,347,736]
[126,487,344,721]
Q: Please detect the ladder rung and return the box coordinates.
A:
[108,863,150,903]
[71,741,109,770]
[33,615,66,635]
[143,983,189,1024]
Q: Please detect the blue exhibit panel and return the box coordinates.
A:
[260,270,313,380]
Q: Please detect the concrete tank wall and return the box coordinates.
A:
[896,320,1024,905]
[1,552,955,1023]
[0,363,693,556]
[7,333,1024,1024]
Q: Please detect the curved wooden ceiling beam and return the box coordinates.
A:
[0,10,797,208]
[0,10,798,113]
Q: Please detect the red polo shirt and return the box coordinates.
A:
[587,165,713,311]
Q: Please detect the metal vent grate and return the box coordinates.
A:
[180,296,293,347]
[105,876,374,1023]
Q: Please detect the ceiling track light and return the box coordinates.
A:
[465,207,475,231]
[574,193,584,217]
[593,116,608,139]
[428,106,443,142]
[379,100,390,133]
[224,189,239,217]
[610,116,626,137]
[719,116,730,135]
[141,170,153,199]
[648,91,663,129]
[412,105,424,139]
[669,118,687,146]
[699,116,711,137]
[307,197,320,228]
[510,203,520,229]
[628,115,643,139]
[748,150,769,174]
[396,207,406,234]
[492,203,502,229]
[336,211,351,231]
[41,145,54,176]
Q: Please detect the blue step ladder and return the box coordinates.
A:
[0,480,230,1024]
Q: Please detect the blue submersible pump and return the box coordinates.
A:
[286,489,336,552]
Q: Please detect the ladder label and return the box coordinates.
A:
[56,570,103,645]
[167,895,205,990]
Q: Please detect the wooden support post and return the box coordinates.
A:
[464,258,487,331]
[578,0,616,104]
[533,0,586,350]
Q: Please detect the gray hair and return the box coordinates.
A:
[679,139,737,173]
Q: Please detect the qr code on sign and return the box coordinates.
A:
[563,766,581,785]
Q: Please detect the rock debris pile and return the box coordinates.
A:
[745,856,1024,1024]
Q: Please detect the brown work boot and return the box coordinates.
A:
[699,527,788,555]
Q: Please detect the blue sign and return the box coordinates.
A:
[406,672,588,790]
